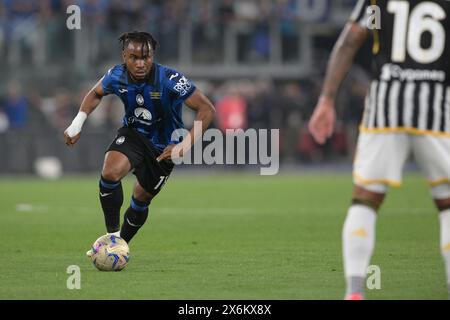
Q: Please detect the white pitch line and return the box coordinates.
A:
[157,207,256,214]
[15,204,50,212]
[15,204,34,212]
[14,204,93,213]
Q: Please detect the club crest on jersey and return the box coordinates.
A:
[136,94,145,106]
[116,136,125,145]
[134,107,152,121]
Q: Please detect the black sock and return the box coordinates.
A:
[120,196,150,243]
[99,176,123,233]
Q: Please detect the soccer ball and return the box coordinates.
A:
[90,235,130,271]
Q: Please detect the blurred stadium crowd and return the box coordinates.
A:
[0,0,371,174]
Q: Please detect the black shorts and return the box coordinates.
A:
[106,127,174,195]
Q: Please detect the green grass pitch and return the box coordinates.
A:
[0,172,447,299]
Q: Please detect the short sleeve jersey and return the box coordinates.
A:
[101,63,196,150]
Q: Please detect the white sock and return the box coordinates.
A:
[343,204,377,295]
[439,209,450,296]
[108,231,121,237]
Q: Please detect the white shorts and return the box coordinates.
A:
[353,132,450,198]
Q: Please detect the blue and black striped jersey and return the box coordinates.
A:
[101,63,196,150]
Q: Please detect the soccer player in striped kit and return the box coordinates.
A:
[309,0,450,299]
[64,31,215,254]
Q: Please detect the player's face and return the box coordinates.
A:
[123,41,153,81]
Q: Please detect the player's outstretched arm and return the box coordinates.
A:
[64,79,107,146]
[308,22,368,145]
[156,89,216,162]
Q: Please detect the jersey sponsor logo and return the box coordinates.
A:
[116,136,125,145]
[136,94,145,106]
[173,76,192,96]
[134,107,152,121]
[169,73,179,81]
[380,63,446,82]
[118,88,128,94]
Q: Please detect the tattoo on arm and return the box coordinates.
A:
[321,22,368,100]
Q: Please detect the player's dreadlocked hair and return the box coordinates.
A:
[118,31,158,53]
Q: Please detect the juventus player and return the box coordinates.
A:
[309,0,450,299]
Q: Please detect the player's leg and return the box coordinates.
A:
[434,194,450,298]
[119,148,173,243]
[343,184,385,300]
[120,180,154,243]
[344,132,410,299]
[99,151,131,235]
[412,135,450,298]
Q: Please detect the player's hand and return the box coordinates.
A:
[308,96,336,145]
[156,144,183,162]
[64,130,81,147]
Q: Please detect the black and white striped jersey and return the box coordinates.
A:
[351,0,450,135]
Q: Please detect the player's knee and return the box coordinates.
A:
[352,185,386,211]
[352,197,383,211]
[133,183,154,203]
[434,198,450,212]
[431,184,450,211]
[101,167,125,182]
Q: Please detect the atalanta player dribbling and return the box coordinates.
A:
[64,31,215,256]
